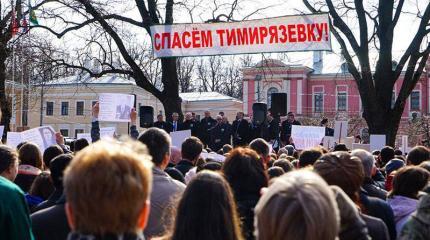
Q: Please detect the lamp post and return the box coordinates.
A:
[255,74,262,102]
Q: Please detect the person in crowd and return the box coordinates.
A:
[267,166,284,180]
[223,144,233,154]
[223,148,268,240]
[0,145,19,182]
[394,149,403,156]
[184,157,206,184]
[170,112,182,132]
[385,159,405,191]
[199,111,217,146]
[351,149,387,200]
[278,145,295,157]
[157,171,243,240]
[249,138,271,168]
[199,161,223,172]
[298,148,322,168]
[387,166,430,236]
[138,128,186,238]
[33,154,73,212]
[273,159,294,173]
[321,118,334,137]
[232,112,250,147]
[15,142,43,192]
[154,113,172,133]
[63,140,153,240]
[314,152,390,240]
[355,135,363,144]
[42,145,63,171]
[182,112,199,136]
[0,166,35,239]
[406,146,430,166]
[73,138,89,152]
[351,150,397,240]
[209,115,232,152]
[26,172,54,211]
[280,112,301,145]
[399,189,430,240]
[175,137,204,176]
[380,146,395,168]
[164,167,185,184]
[262,109,280,145]
[333,143,349,152]
[219,111,225,117]
[254,170,340,240]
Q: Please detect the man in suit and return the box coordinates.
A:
[263,109,280,143]
[182,112,199,136]
[170,112,182,132]
[154,114,172,133]
[209,115,232,152]
[199,111,217,147]
[281,112,301,145]
[232,112,250,147]
[116,104,131,120]
[321,118,334,137]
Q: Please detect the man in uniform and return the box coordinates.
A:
[199,111,217,147]
[182,112,199,136]
[232,112,250,147]
[281,112,301,145]
[153,114,172,133]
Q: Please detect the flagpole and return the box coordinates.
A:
[11,0,16,132]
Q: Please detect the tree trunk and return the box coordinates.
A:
[159,95,182,123]
[0,57,11,141]
[364,106,403,147]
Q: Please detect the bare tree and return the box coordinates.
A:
[177,57,195,92]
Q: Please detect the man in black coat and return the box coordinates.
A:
[154,114,172,133]
[175,137,203,176]
[263,110,280,143]
[321,118,334,136]
[232,112,250,147]
[280,112,301,145]
[209,116,232,152]
[198,111,217,147]
[182,112,199,136]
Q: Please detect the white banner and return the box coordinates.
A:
[291,125,325,150]
[151,14,331,57]
[370,135,386,152]
[99,93,135,122]
[6,126,56,152]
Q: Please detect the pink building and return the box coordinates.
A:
[242,57,429,119]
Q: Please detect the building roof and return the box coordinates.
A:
[179,92,242,102]
[39,74,136,86]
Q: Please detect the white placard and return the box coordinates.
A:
[370,135,386,152]
[0,126,4,139]
[77,127,116,143]
[291,125,325,150]
[170,130,192,147]
[334,121,348,143]
[401,135,408,154]
[150,14,332,58]
[352,143,370,151]
[98,93,135,122]
[76,133,92,143]
[323,136,335,149]
[343,136,354,150]
[6,126,56,152]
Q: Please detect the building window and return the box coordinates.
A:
[267,87,279,107]
[60,129,69,137]
[46,102,54,116]
[314,93,323,113]
[61,102,69,116]
[410,91,420,111]
[76,101,84,115]
[75,129,84,138]
[337,92,347,111]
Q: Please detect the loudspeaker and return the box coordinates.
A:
[139,106,154,128]
[271,93,287,117]
[252,103,267,125]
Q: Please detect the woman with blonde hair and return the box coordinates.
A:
[254,170,339,240]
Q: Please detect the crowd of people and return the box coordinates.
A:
[1,103,430,240]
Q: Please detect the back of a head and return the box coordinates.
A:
[74,139,89,152]
[49,154,73,189]
[406,146,430,166]
[138,127,171,166]
[298,148,323,168]
[333,144,348,152]
[181,137,203,161]
[171,171,243,240]
[267,167,285,179]
[29,171,54,200]
[389,166,429,199]
[18,143,43,169]
[380,146,395,166]
[223,144,233,154]
[43,145,64,170]
[419,160,430,172]
[250,138,270,158]
[314,152,365,201]
[254,170,339,240]
[222,148,268,196]
[165,167,185,183]
[385,159,405,176]
[273,159,294,173]
[284,145,295,156]
[351,149,374,178]
[0,145,18,179]
[64,140,153,235]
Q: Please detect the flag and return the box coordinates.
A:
[11,10,19,36]
[29,1,38,25]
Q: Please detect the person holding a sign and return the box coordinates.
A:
[281,112,301,145]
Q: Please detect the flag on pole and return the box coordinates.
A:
[29,1,38,25]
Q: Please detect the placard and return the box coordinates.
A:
[400,135,408,154]
[343,136,354,150]
[151,14,331,57]
[170,130,192,147]
[77,127,116,143]
[0,126,4,139]
[291,125,325,150]
[334,121,348,143]
[323,136,335,149]
[99,93,135,122]
[6,126,56,151]
[370,135,386,152]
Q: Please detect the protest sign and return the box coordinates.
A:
[150,14,331,58]
[334,121,348,143]
[77,127,116,143]
[76,133,92,143]
[401,135,408,154]
[291,125,325,150]
[170,130,192,147]
[6,126,56,151]
[99,93,135,122]
[352,143,370,151]
[0,126,4,139]
[370,135,386,152]
[343,137,354,150]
